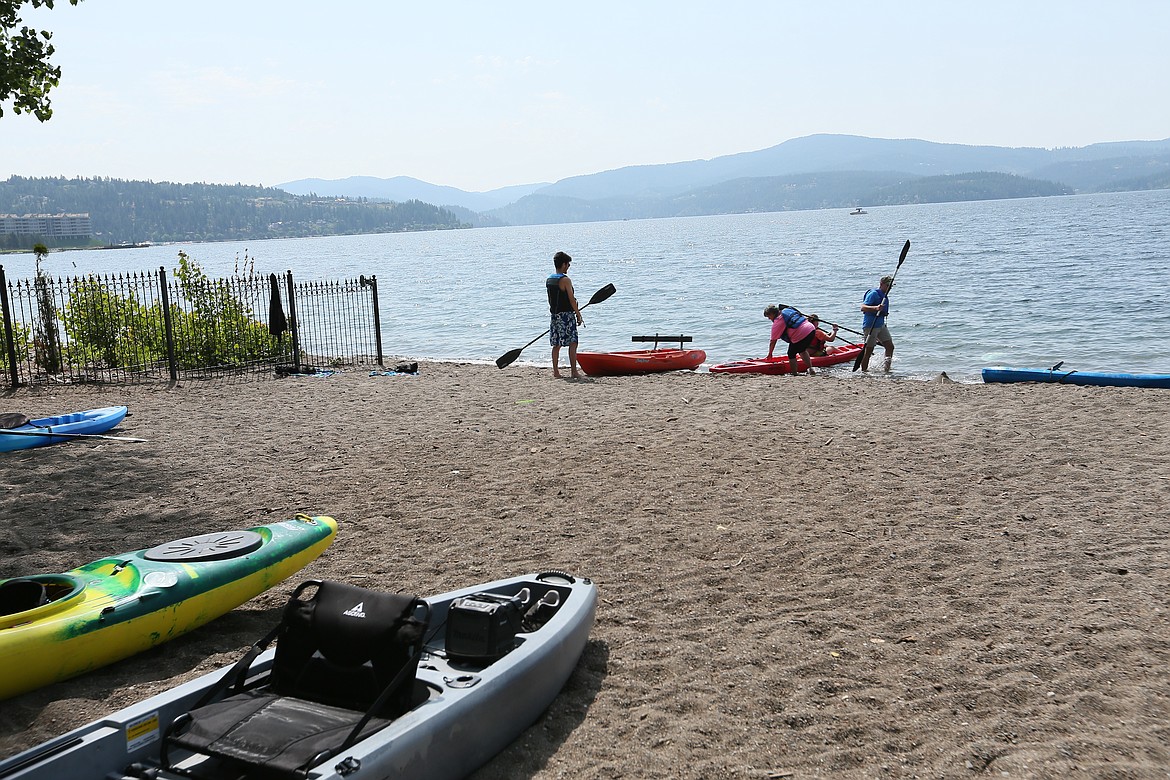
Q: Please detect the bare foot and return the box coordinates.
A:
[570,372,581,379]
[553,372,563,379]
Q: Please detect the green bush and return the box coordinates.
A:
[63,276,165,368]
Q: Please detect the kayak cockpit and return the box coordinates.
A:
[0,575,84,626]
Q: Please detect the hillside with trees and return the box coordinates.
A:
[0,177,467,248]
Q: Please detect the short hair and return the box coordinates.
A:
[553,251,572,269]
[880,275,894,286]
[807,313,820,324]
[763,304,779,317]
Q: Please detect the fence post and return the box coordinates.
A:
[285,270,302,373]
[0,266,19,388]
[361,275,384,367]
[158,266,179,382]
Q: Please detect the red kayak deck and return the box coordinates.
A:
[577,348,707,377]
[709,343,863,375]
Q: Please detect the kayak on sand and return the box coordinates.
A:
[982,365,1170,389]
[0,570,597,780]
[710,342,863,375]
[577,348,706,376]
[0,406,128,452]
[0,514,338,700]
[577,334,706,376]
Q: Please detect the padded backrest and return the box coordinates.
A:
[270,581,427,715]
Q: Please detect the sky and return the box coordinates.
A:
[2,1,1169,193]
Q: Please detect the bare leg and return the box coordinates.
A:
[882,342,894,373]
[552,345,562,378]
[569,342,580,378]
[802,350,816,375]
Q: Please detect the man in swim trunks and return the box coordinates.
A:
[860,275,894,372]
[547,251,583,379]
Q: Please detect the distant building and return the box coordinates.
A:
[0,213,93,237]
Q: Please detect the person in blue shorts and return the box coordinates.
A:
[546,251,583,379]
[860,275,894,372]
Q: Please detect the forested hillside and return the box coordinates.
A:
[488,171,1071,224]
[0,177,467,247]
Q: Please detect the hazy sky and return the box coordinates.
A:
[2,1,1168,192]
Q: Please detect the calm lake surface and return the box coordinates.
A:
[4,189,1168,382]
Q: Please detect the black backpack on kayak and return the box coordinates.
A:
[161,580,430,778]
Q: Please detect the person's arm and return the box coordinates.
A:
[767,338,778,359]
[561,276,582,324]
[828,324,839,342]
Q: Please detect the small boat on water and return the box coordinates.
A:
[982,364,1170,389]
[710,342,863,375]
[577,334,706,376]
[0,570,597,780]
[850,207,867,215]
[0,515,338,700]
[0,405,128,452]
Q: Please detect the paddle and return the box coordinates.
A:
[1,428,146,443]
[783,306,866,340]
[495,283,617,369]
[853,239,911,372]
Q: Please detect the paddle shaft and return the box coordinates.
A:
[496,283,616,369]
[0,428,146,443]
[787,306,865,339]
[853,240,911,372]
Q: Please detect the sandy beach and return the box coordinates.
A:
[1,364,1168,778]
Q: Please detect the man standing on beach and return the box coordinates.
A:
[860,275,895,372]
[547,251,583,379]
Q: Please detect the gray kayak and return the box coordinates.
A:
[0,571,597,780]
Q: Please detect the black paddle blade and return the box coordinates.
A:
[495,348,523,370]
[0,413,31,428]
[588,283,617,306]
[897,239,911,267]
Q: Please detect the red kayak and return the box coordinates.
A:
[709,343,863,375]
[577,348,707,377]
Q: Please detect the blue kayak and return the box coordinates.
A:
[982,367,1170,389]
[0,406,129,452]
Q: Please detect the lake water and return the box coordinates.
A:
[3,189,1168,382]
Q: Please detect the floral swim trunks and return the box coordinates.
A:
[550,311,578,346]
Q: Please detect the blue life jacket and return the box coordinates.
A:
[778,307,806,342]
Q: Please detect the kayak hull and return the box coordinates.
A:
[0,571,597,780]
[577,348,706,376]
[0,406,128,452]
[710,343,863,375]
[0,515,338,700]
[982,367,1170,389]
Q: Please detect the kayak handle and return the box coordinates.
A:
[99,589,162,620]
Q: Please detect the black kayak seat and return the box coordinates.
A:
[164,580,429,778]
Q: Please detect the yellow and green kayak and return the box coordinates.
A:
[0,514,337,700]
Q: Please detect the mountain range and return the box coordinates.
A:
[276,134,1170,225]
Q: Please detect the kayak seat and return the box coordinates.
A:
[0,579,51,617]
[163,580,429,778]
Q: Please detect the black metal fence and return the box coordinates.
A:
[0,265,383,387]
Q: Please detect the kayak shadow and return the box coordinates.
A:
[468,638,610,779]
